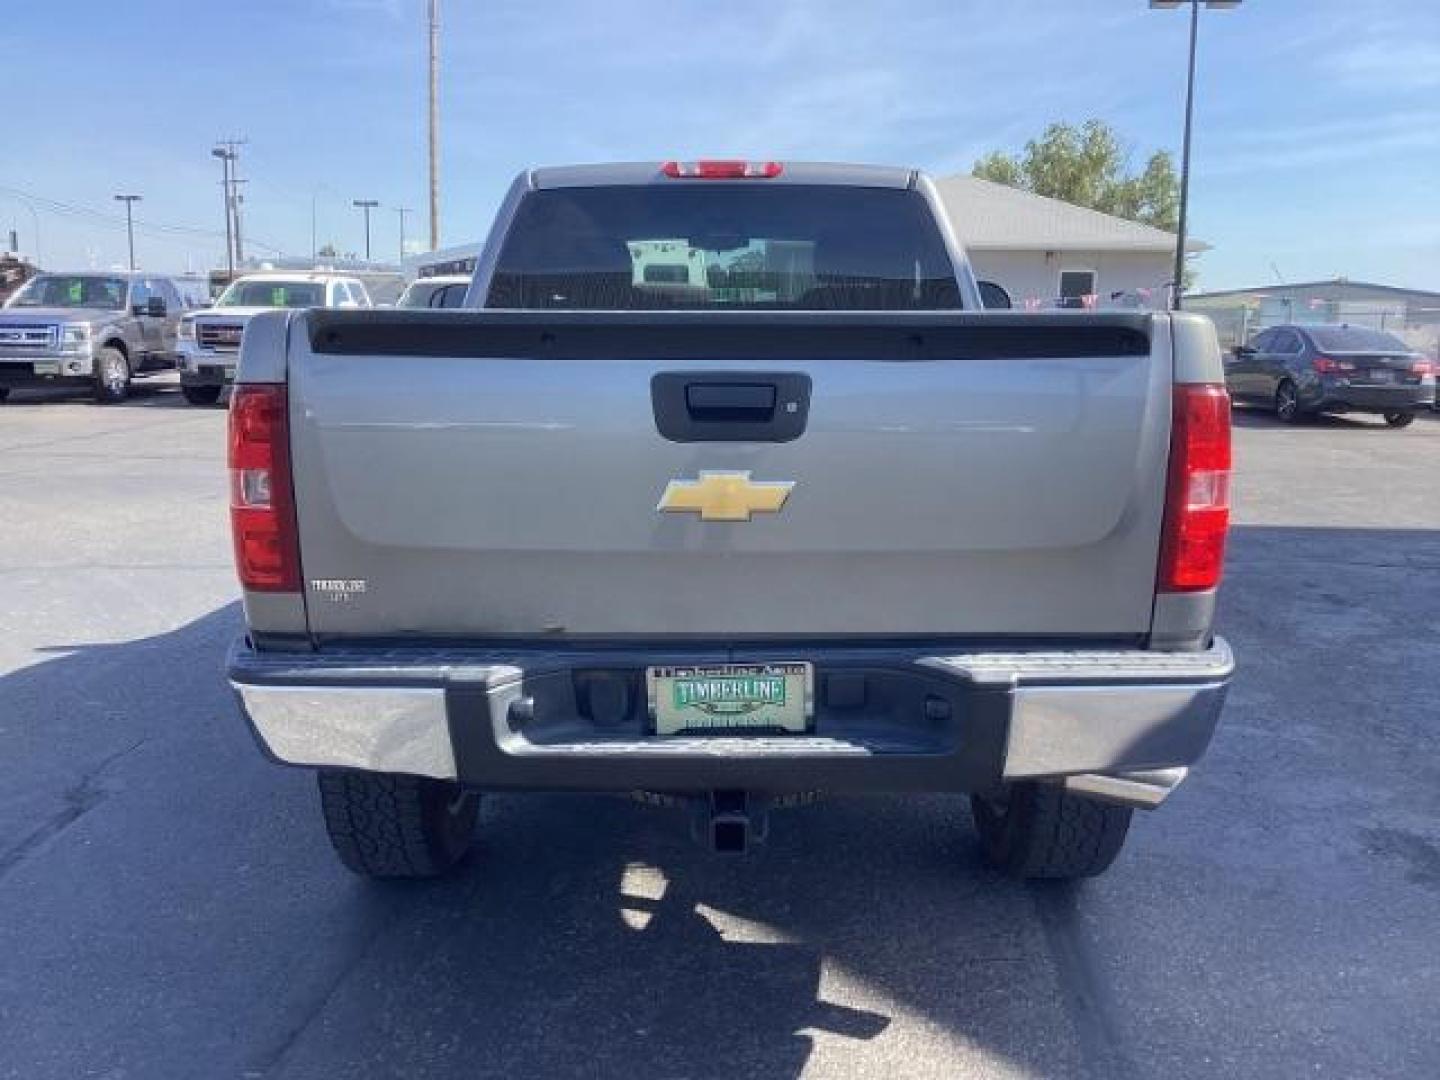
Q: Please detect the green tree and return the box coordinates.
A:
[317,243,338,258]
[970,150,1023,188]
[973,120,1179,232]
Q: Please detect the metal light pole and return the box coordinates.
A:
[428,0,441,250]
[211,147,235,278]
[113,195,141,270]
[353,199,379,261]
[1150,0,1240,309]
[395,207,412,264]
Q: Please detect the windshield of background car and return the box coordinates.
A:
[216,281,326,308]
[6,274,128,310]
[398,282,441,308]
[1306,326,1412,353]
[486,185,963,310]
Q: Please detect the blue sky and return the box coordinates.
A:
[3,0,1436,291]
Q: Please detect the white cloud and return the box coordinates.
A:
[1331,37,1440,90]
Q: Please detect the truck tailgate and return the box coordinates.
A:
[286,311,1170,640]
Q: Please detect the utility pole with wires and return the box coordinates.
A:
[211,147,234,277]
[233,178,247,264]
[395,206,412,264]
[113,194,142,270]
[428,0,441,250]
[211,139,247,275]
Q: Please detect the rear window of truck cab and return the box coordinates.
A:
[486,185,963,311]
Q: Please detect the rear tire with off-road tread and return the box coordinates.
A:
[971,782,1132,879]
[318,770,479,879]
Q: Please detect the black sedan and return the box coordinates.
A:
[1225,324,1436,427]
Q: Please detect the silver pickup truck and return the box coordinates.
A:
[0,271,186,402]
[226,161,1234,881]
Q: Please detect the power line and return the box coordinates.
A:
[0,183,284,255]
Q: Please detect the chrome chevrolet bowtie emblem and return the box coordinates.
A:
[656,471,795,522]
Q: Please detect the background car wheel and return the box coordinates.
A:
[971,782,1132,879]
[92,347,131,404]
[1274,380,1302,424]
[317,770,479,879]
[1382,411,1415,429]
[181,385,223,407]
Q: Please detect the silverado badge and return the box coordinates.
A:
[656,471,795,522]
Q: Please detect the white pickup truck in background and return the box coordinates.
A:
[177,272,373,406]
[224,161,1234,882]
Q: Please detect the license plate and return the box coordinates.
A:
[1368,369,1394,383]
[32,361,60,375]
[648,663,813,735]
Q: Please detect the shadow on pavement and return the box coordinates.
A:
[2,524,1438,1078]
[1231,405,1404,430]
[2,377,189,408]
[0,603,1084,1080]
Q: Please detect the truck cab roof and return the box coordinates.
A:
[528,161,918,190]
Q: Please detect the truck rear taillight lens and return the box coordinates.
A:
[1413,359,1435,377]
[1158,384,1232,593]
[228,384,301,592]
[661,160,783,179]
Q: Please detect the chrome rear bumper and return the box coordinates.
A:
[229,637,1233,802]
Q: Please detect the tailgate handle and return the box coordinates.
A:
[652,372,812,443]
[685,382,776,421]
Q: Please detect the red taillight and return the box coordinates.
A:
[1158,384,1232,593]
[661,160,783,179]
[228,384,301,592]
[1413,359,1435,376]
[1311,355,1354,374]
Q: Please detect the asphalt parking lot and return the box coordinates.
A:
[1,382,1437,1080]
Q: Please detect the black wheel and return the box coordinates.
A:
[318,770,479,879]
[182,384,223,407]
[971,782,1132,879]
[1382,411,1415,429]
[93,346,131,403]
[1274,379,1302,424]
[0,388,10,403]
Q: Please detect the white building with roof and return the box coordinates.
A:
[932,173,1205,310]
